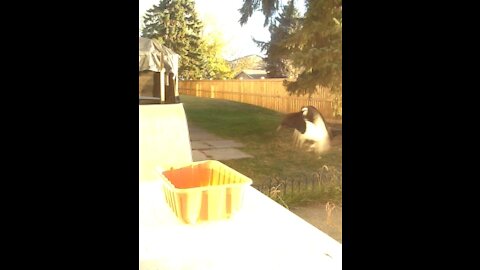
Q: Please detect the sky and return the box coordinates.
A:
[139,0,305,61]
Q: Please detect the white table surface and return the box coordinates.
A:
[139,179,342,270]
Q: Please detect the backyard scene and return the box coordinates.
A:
[140,0,342,245]
[181,94,342,241]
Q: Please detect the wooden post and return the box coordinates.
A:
[160,68,166,103]
[210,85,215,98]
[153,72,160,101]
[174,75,179,102]
[240,80,244,103]
[165,73,176,104]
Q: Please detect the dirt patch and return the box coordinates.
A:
[290,201,342,243]
[288,128,342,243]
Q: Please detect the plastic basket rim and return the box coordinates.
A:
[157,160,253,192]
[160,177,252,193]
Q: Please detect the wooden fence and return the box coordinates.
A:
[179,79,342,123]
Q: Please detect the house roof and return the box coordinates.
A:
[234,69,267,79]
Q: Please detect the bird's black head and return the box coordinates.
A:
[301,106,322,123]
[300,105,333,139]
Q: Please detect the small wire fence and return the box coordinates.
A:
[252,165,342,208]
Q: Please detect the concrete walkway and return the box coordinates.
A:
[188,123,254,161]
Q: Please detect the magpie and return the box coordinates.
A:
[277,106,331,154]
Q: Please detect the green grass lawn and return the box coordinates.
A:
[181,95,342,205]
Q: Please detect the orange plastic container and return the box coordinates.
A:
[160,160,253,224]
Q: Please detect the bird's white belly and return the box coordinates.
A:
[303,121,329,141]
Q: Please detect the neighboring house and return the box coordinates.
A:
[234,69,268,80]
[229,54,266,75]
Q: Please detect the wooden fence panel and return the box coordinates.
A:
[179,79,341,123]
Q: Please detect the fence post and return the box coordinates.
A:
[240,80,244,103]
[263,80,267,108]
[210,85,215,98]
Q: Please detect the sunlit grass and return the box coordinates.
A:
[181,95,342,203]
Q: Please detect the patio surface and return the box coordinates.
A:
[188,123,254,161]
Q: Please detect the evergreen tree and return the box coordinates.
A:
[240,0,342,95]
[239,0,280,26]
[254,0,301,78]
[142,0,206,79]
[285,0,341,95]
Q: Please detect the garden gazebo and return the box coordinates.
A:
[139,37,180,104]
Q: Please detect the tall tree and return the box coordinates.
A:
[239,0,280,26]
[240,0,342,95]
[142,0,206,80]
[254,0,301,78]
